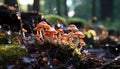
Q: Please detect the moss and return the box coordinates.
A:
[0,45,28,66]
[45,14,67,25]
[67,18,88,28]
[0,32,19,44]
[0,33,8,44]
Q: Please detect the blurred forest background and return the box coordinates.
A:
[0,0,120,32]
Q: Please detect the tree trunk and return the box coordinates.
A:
[56,0,61,16]
[33,0,40,12]
[63,0,68,17]
[47,0,52,14]
[101,0,113,20]
[27,4,32,11]
[92,0,96,17]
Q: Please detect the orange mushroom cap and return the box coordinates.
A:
[57,29,64,34]
[35,34,42,39]
[44,31,51,36]
[67,24,78,31]
[74,31,85,38]
[62,33,68,37]
[37,21,47,28]
[51,31,58,34]
[48,28,58,34]
[37,23,43,28]
[80,41,86,46]
[53,35,58,40]
[34,27,37,30]
[44,24,51,30]
[68,32,74,37]
[34,27,43,31]
[58,36,65,40]
[22,28,27,32]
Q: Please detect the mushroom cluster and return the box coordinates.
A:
[21,21,86,51]
[19,21,86,68]
[31,22,85,48]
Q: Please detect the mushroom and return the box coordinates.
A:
[68,32,75,46]
[80,41,86,46]
[44,24,51,31]
[53,35,58,44]
[37,21,51,38]
[74,31,85,38]
[79,41,86,51]
[37,21,47,28]
[57,28,64,37]
[35,34,42,39]
[45,27,58,43]
[43,24,51,39]
[58,36,65,45]
[52,58,58,65]
[44,31,52,42]
[34,27,43,36]
[37,21,47,30]
[67,24,78,32]
[49,28,58,34]
[40,51,46,57]
[34,27,44,41]
[74,31,85,47]
[42,57,48,63]
[62,33,69,45]
[67,24,79,46]
[22,28,27,38]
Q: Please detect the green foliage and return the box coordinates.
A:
[106,21,120,32]
[67,17,88,28]
[73,0,92,19]
[0,0,3,3]
[103,18,120,32]
[0,32,19,44]
[0,45,28,66]
[45,0,57,14]
[0,32,9,44]
[67,17,87,23]
[45,14,67,25]
[111,22,120,32]
[113,0,120,20]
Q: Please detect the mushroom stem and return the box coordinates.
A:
[49,34,53,43]
[79,47,83,51]
[41,29,45,39]
[69,37,74,46]
[22,32,25,38]
[39,30,43,39]
[58,33,62,37]
[37,31,39,34]
[68,32,74,46]
[75,38,80,47]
